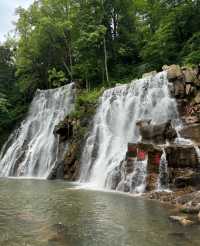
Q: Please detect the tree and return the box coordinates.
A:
[140,1,200,69]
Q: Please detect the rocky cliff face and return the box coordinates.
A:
[48,116,81,180]
[141,65,200,222]
[48,88,100,181]
[166,64,200,127]
[50,65,200,223]
[51,64,200,189]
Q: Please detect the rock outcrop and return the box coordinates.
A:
[138,64,200,222]
[119,140,200,193]
[51,64,200,210]
[166,144,199,169]
[137,120,177,144]
[169,215,194,226]
[53,116,79,141]
[166,64,200,129]
[49,88,101,181]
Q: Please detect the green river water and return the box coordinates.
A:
[0,179,200,246]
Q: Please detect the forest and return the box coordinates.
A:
[0,0,200,145]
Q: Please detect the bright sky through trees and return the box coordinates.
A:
[0,0,34,42]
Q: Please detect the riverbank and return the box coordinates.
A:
[144,188,200,226]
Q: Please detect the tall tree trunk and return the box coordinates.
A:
[101,0,109,86]
[68,36,73,82]
[66,1,73,82]
[103,37,109,86]
[86,77,90,92]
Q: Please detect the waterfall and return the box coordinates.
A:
[157,149,169,191]
[80,72,179,190]
[194,146,200,171]
[174,124,200,169]
[0,84,75,178]
[129,159,148,194]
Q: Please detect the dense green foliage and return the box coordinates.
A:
[0,0,199,145]
[14,0,200,92]
[0,43,28,146]
[68,87,104,138]
[70,88,104,119]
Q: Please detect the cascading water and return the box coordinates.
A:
[80,72,179,191]
[0,84,75,178]
[175,125,200,169]
[194,146,200,171]
[129,159,148,193]
[157,149,169,191]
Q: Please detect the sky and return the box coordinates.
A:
[0,0,34,42]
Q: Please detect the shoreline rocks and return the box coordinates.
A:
[145,188,200,225]
[169,215,194,226]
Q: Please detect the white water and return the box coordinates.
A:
[0,84,75,178]
[157,149,169,191]
[129,159,148,193]
[80,72,179,190]
[175,125,200,166]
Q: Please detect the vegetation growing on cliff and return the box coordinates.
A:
[0,0,200,145]
[70,88,103,119]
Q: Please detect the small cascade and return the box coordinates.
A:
[106,157,148,194]
[157,149,169,191]
[175,124,200,169]
[80,71,179,191]
[174,121,194,146]
[174,130,194,146]
[130,159,148,193]
[0,84,75,178]
[194,146,200,160]
[194,146,200,170]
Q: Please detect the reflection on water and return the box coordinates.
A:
[0,179,200,246]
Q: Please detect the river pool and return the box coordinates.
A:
[0,179,200,246]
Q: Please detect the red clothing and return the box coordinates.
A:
[137,150,146,161]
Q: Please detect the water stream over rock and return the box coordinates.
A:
[157,149,169,191]
[80,72,179,191]
[0,84,75,178]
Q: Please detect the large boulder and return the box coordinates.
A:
[181,202,200,214]
[166,144,199,169]
[167,65,183,81]
[184,116,199,125]
[180,123,200,143]
[54,116,76,141]
[176,99,188,117]
[60,142,81,181]
[174,80,185,98]
[176,191,200,214]
[176,192,194,205]
[174,172,200,188]
[137,120,177,144]
[182,67,196,84]
[169,215,194,226]
[194,92,200,104]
